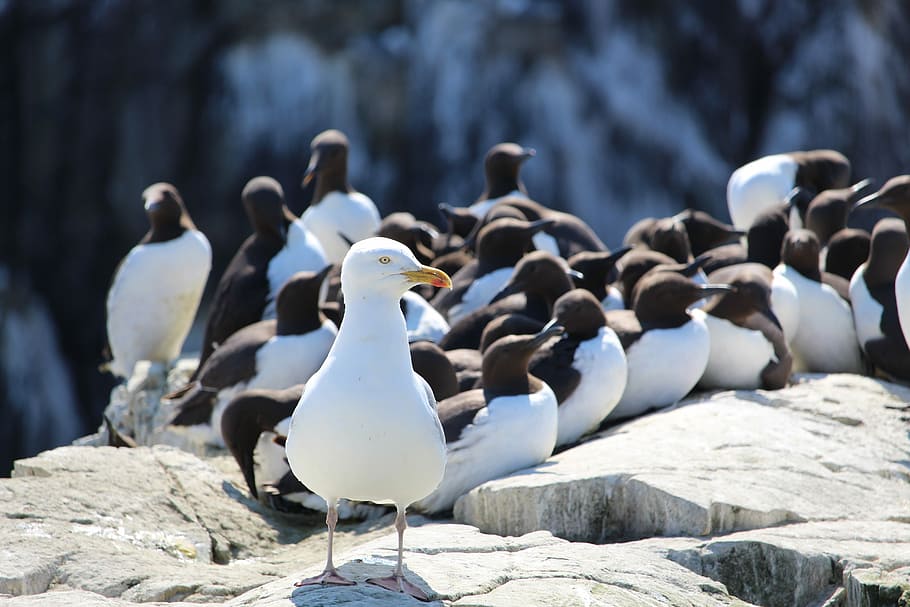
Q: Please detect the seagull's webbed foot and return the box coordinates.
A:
[294,568,356,587]
[367,574,430,602]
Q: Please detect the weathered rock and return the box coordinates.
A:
[6,526,755,607]
[230,524,749,606]
[4,372,910,606]
[0,445,393,603]
[79,358,218,456]
[4,590,191,607]
[0,444,756,606]
[455,374,910,542]
[661,520,910,607]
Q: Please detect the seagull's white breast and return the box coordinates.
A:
[286,301,446,507]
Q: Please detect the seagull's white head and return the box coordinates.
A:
[340,237,452,300]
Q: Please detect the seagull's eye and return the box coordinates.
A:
[379,256,391,265]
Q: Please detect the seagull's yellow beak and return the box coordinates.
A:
[402,265,452,289]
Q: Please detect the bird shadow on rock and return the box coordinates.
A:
[289,559,438,605]
[221,479,399,545]
[875,380,910,412]
[517,460,560,477]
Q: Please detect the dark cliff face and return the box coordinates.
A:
[1,0,909,471]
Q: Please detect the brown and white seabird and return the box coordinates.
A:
[105,183,211,379]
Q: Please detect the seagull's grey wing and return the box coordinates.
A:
[414,372,445,444]
[415,372,438,411]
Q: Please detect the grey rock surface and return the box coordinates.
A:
[663,521,910,607]
[228,525,750,607]
[456,374,910,543]
[3,374,909,606]
[4,525,754,607]
[0,442,755,607]
[0,445,393,603]
[80,358,218,456]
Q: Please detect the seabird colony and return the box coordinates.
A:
[104,131,909,600]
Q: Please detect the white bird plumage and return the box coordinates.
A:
[774,264,862,373]
[607,309,711,421]
[554,326,627,447]
[302,190,381,264]
[285,236,449,599]
[106,184,211,379]
[726,154,799,231]
[263,219,327,319]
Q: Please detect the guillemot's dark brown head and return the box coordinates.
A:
[489,251,577,307]
[141,182,196,243]
[482,323,564,397]
[632,273,732,328]
[616,249,677,301]
[789,149,852,195]
[567,246,633,301]
[481,142,535,200]
[780,229,821,281]
[746,206,790,269]
[410,340,459,401]
[274,266,333,336]
[703,264,777,328]
[302,129,353,204]
[805,179,873,245]
[864,218,909,288]
[242,176,287,243]
[673,209,745,256]
[475,217,554,273]
[438,203,480,239]
[649,218,693,264]
[824,228,870,281]
[854,175,910,225]
[550,289,607,341]
[377,212,438,264]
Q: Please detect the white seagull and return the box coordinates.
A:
[285,237,451,601]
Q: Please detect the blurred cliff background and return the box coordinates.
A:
[1,0,908,474]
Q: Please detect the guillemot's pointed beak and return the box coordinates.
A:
[683,254,710,276]
[410,223,439,241]
[698,284,735,298]
[854,191,882,210]
[402,265,452,289]
[314,264,334,286]
[337,231,355,247]
[608,245,634,263]
[144,196,161,212]
[850,178,874,196]
[526,218,556,234]
[531,322,565,347]
[301,153,320,187]
[521,147,536,161]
